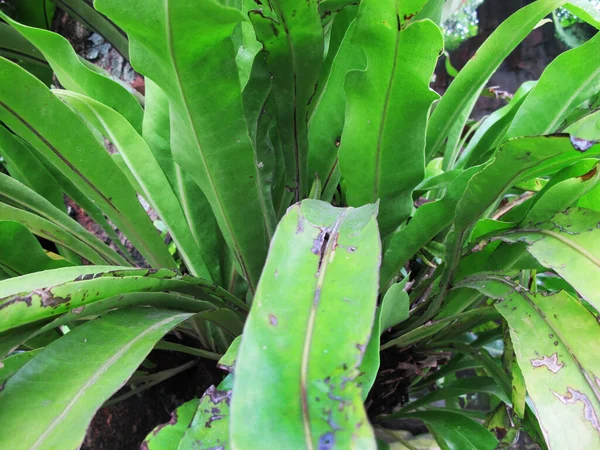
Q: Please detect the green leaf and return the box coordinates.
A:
[96,0,270,292]
[497,207,600,311]
[0,201,109,265]
[7,0,55,29]
[393,410,498,450]
[0,57,175,268]
[0,11,142,131]
[308,9,362,200]
[231,200,380,449]
[56,90,214,280]
[380,279,410,333]
[0,349,41,385]
[380,165,481,288]
[0,307,193,450]
[437,136,600,317]
[426,0,568,158]
[0,266,244,333]
[178,375,234,449]
[472,280,600,449]
[143,79,224,284]
[456,81,535,169]
[50,0,129,58]
[0,125,64,211]
[249,0,324,201]
[0,22,52,84]
[217,334,241,373]
[141,398,200,450]
[339,1,443,236]
[0,221,74,275]
[0,172,127,266]
[505,31,600,140]
[564,0,600,29]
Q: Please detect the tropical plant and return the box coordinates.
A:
[1,0,600,449]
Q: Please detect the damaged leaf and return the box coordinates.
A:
[142,398,200,450]
[463,278,600,449]
[231,199,380,449]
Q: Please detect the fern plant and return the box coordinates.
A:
[1,0,600,449]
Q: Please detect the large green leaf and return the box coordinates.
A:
[0,125,64,211]
[0,307,193,450]
[0,57,175,268]
[0,11,142,131]
[96,0,271,292]
[0,221,73,275]
[249,0,324,202]
[339,0,442,236]
[231,200,380,449]
[466,279,600,449]
[7,0,55,29]
[56,90,215,280]
[0,22,52,84]
[142,79,224,285]
[505,30,600,139]
[425,0,568,159]
[50,0,129,58]
[0,266,245,334]
[497,207,600,310]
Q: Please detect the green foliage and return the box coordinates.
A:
[0,0,600,448]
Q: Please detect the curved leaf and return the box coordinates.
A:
[466,279,600,449]
[0,11,142,131]
[426,0,568,158]
[0,221,73,275]
[498,207,600,310]
[50,0,129,58]
[95,0,270,292]
[56,90,214,280]
[0,172,127,266]
[231,200,380,449]
[339,2,443,236]
[0,267,245,333]
[505,30,600,139]
[141,398,200,450]
[0,57,175,268]
[0,307,193,450]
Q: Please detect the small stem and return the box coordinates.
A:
[154,341,222,361]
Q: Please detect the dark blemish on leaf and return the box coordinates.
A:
[347,246,357,253]
[570,136,597,152]
[356,343,366,355]
[71,306,84,315]
[404,13,415,21]
[581,167,598,181]
[554,341,559,346]
[151,408,179,436]
[321,10,332,19]
[531,353,564,374]
[553,387,600,434]
[204,385,232,406]
[319,432,335,450]
[549,334,554,338]
[493,427,508,440]
[269,314,278,326]
[335,137,341,148]
[396,14,401,30]
[297,216,305,234]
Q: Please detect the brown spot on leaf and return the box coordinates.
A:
[581,167,598,181]
[531,353,564,373]
[269,314,278,326]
